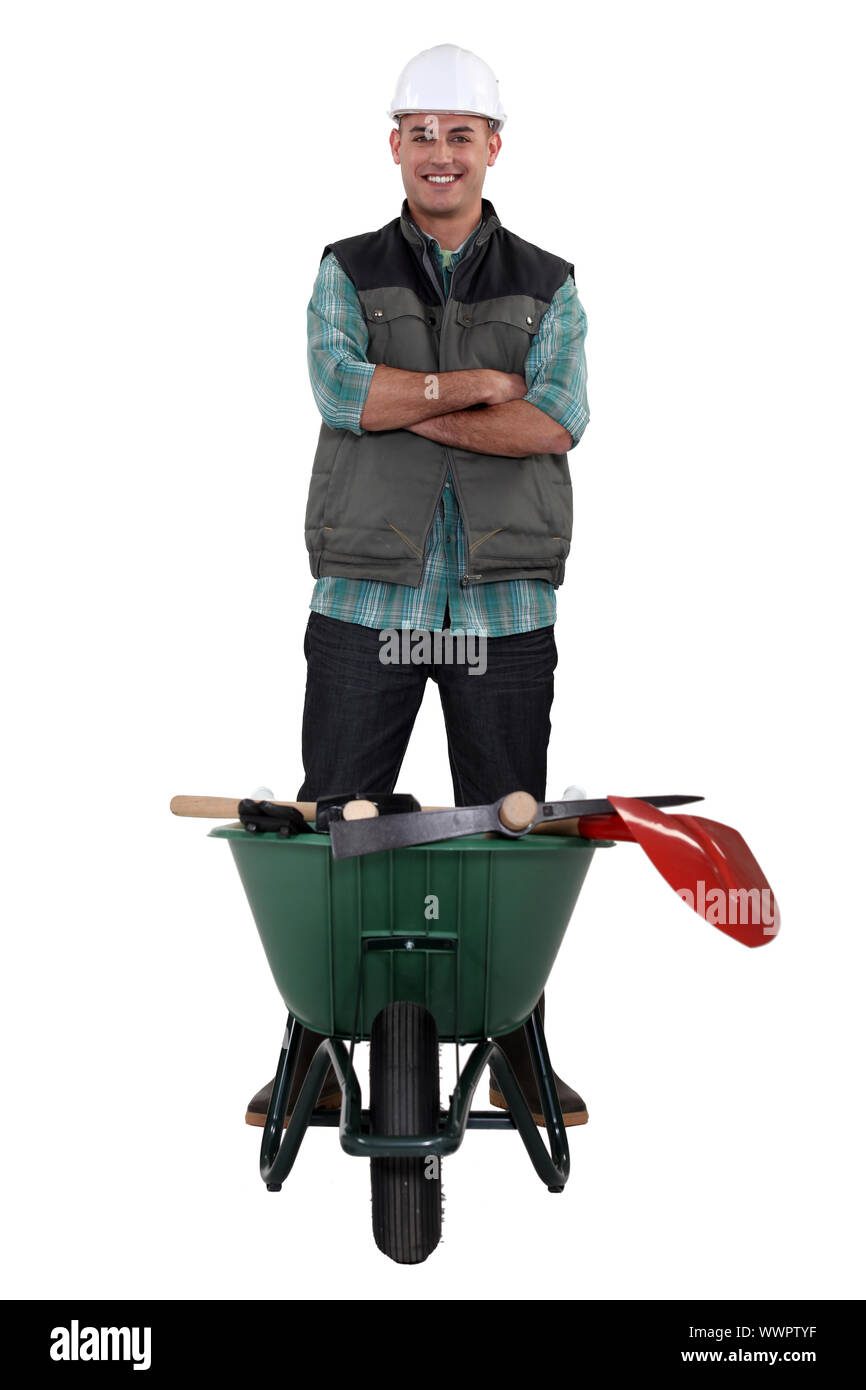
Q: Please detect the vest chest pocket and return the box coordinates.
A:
[453,295,547,375]
[359,290,440,373]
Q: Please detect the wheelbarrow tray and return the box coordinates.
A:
[211,825,610,1041]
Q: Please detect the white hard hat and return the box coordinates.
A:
[388,43,507,134]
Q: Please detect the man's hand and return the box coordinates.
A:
[483,372,529,406]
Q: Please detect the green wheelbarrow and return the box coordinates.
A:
[211,823,612,1264]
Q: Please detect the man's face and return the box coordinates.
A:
[389,113,501,219]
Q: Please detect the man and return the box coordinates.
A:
[246,42,590,1129]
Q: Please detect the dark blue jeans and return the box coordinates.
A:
[297,612,557,806]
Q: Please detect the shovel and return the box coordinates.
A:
[605,796,780,948]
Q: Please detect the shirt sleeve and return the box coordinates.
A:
[522,276,590,449]
[307,252,377,435]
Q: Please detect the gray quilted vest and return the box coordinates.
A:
[304,198,575,589]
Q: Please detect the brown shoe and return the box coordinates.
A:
[489,992,588,1128]
[245,1025,342,1128]
[488,1080,588,1127]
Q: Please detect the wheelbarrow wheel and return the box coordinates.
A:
[369,1001,441,1265]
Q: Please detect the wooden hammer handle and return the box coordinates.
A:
[169,795,318,820]
[169,795,450,820]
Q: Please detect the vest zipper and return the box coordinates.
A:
[419,469,448,571]
[443,231,488,583]
[443,454,482,584]
[407,218,492,584]
[447,235,480,298]
[418,242,445,306]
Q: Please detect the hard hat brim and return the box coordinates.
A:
[389,108,506,133]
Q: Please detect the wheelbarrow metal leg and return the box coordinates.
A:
[524,1004,571,1188]
[487,1004,570,1190]
[259,1014,301,1186]
[259,1015,334,1190]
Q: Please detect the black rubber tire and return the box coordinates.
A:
[369,1002,442,1264]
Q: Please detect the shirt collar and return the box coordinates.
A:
[400,197,500,253]
[415,217,482,260]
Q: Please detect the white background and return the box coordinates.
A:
[2,0,864,1300]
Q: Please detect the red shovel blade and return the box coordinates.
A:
[607,796,780,948]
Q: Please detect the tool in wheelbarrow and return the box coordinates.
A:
[331,791,780,949]
[170,791,426,824]
[235,791,422,835]
[606,796,779,948]
[328,789,704,858]
[169,789,695,831]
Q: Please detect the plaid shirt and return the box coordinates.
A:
[307,215,589,636]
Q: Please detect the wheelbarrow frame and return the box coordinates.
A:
[260,1002,571,1194]
[211,825,611,1225]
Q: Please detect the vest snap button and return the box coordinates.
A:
[526,315,533,325]
[373,309,383,318]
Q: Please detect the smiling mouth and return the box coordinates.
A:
[422,173,461,185]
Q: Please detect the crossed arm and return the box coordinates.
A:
[405,400,573,457]
[359,364,573,457]
[308,255,589,459]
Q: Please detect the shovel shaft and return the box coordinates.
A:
[537,813,636,842]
